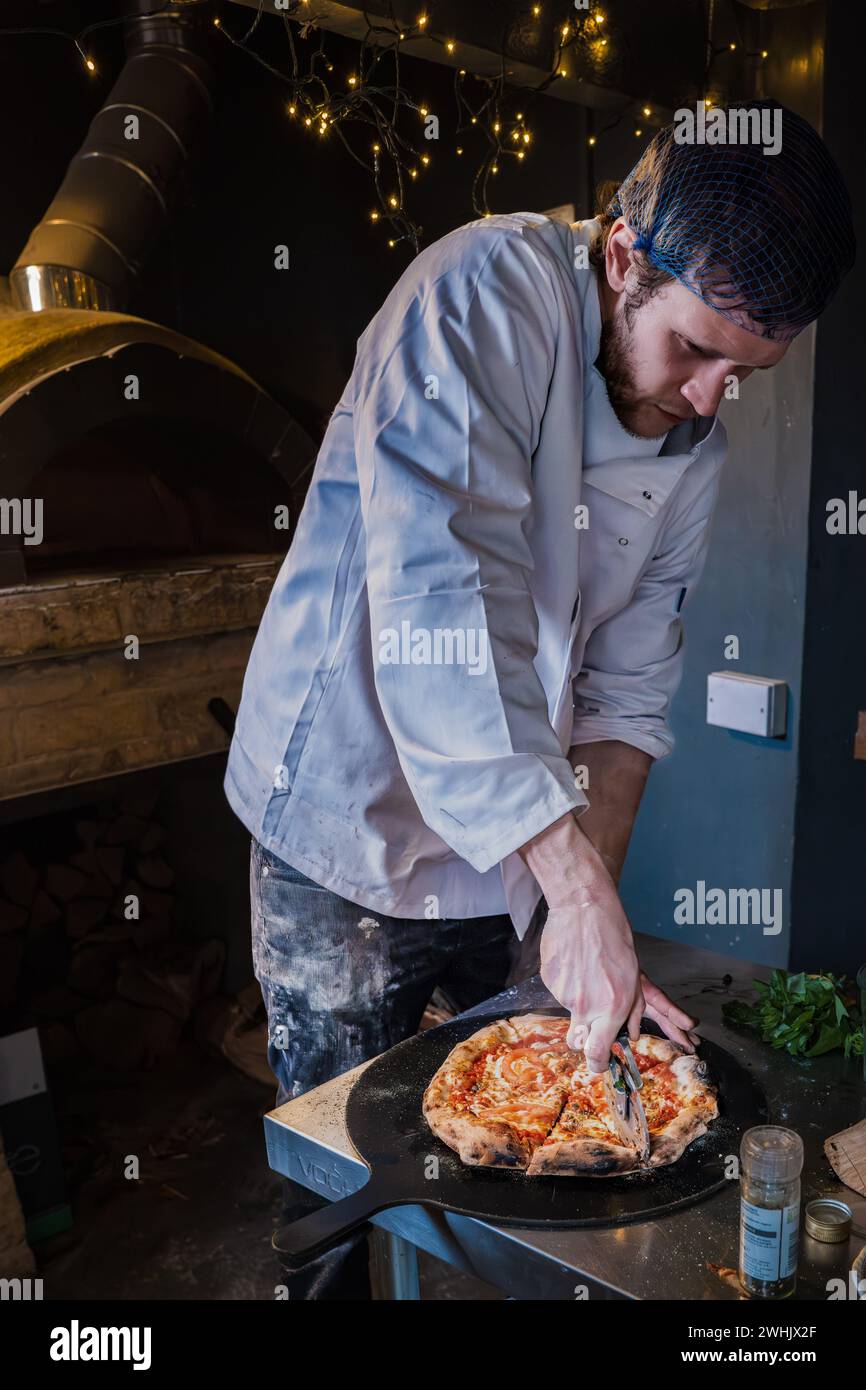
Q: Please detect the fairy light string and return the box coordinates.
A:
[0,0,770,253]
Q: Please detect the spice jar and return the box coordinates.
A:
[739,1125,804,1298]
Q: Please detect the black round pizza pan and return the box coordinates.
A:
[272,1009,767,1265]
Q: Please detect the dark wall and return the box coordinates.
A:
[790,0,866,978]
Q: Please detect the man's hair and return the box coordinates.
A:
[588,101,855,340]
[588,178,673,318]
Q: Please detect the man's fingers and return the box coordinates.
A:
[640,975,697,1030]
[626,993,645,1040]
[584,1017,618,1074]
[645,1003,697,1052]
[567,1019,589,1053]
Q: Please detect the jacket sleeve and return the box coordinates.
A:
[570,447,725,760]
[352,228,586,875]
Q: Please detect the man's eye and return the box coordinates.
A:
[680,335,709,357]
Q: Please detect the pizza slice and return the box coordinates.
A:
[633,1052,719,1168]
[422,1015,578,1168]
[526,1068,646,1176]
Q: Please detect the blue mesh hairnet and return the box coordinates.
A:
[606,100,855,341]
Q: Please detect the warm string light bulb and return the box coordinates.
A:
[9,0,654,256]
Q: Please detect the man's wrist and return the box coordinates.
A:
[518,811,613,908]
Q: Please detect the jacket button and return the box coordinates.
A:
[643,490,652,499]
[618,537,629,546]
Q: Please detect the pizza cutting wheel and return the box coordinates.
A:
[604,1032,651,1162]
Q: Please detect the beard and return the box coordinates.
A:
[596,299,670,440]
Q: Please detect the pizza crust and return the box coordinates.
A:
[648,1107,714,1168]
[525,1135,640,1177]
[420,1106,535,1169]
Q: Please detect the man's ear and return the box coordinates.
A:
[604,218,638,294]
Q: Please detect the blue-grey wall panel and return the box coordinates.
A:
[619,334,814,968]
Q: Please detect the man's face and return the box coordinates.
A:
[597,223,789,439]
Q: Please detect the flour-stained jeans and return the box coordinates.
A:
[249,835,520,1298]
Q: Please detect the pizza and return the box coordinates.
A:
[422,1013,718,1177]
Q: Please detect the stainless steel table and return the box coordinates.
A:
[263,935,866,1300]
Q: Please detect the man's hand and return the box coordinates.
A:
[519,811,643,1072]
[518,809,703,1071]
[540,892,643,1071]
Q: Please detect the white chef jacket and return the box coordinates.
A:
[224,213,727,936]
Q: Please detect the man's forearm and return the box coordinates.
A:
[568,739,652,884]
[517,740,652,905]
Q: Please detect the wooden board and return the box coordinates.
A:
[0,554,279,800]
[824,1116,866,1197]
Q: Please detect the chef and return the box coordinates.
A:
[224,100,854,1298]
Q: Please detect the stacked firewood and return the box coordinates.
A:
[0,786,224,1072]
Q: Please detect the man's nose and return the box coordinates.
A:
[681,365,730,417]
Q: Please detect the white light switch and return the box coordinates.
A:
[706,672,787,738]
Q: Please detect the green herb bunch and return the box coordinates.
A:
[723,970,864,1059]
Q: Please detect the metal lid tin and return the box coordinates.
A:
[804,1198,853,1243]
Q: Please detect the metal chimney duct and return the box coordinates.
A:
[10,0,215,312]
